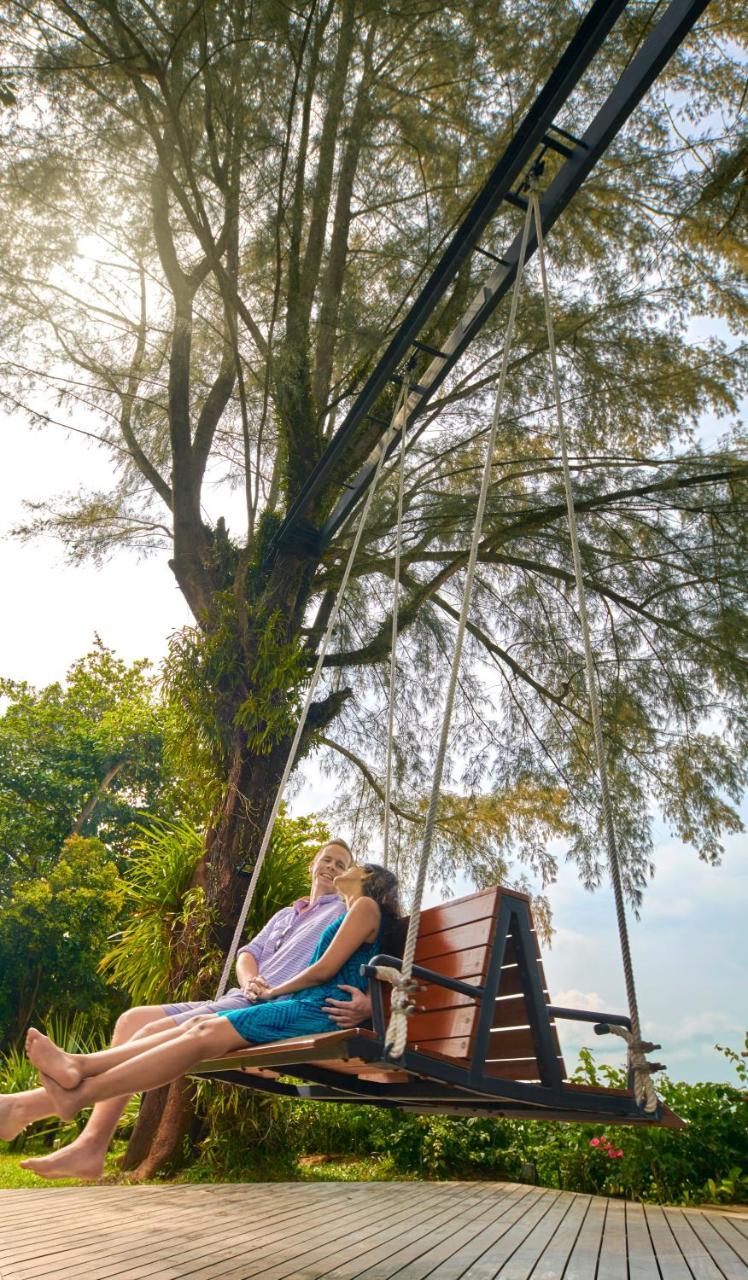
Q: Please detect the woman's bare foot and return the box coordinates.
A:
[21,1141,105,1182]
[0,1094,33,1142]
[26,1029,82,1089]
[37,1071,82,1122]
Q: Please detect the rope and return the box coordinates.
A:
[530,184,660,1114]
[383,196,537,1057]
[215,379,412,998]
[383,374,410,868]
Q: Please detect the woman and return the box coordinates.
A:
[0,862,401,1134]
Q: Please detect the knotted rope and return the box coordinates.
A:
[381,195,537,1057]
[215,379,412,999]
[530,181,661,1113]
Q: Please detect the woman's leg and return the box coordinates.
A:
[38,1017,248,1122]
[0,1007,173,1150]
[25,1017,209,1088]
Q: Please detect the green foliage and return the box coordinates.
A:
[98,815,218,1007]
[100,809,327,1006]
[0,639,166,880]
[0,836,123,1046]
[235,612,306,756]
[165,599,307,775]
[187,1043,748,1205]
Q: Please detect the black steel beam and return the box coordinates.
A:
[270,0,631,558]
[269,0,710,559]
[315,0,710,549]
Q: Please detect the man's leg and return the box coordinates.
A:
[19,1005,173,1180]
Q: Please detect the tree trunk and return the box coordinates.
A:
[122,735,291,1173]
[122,1078,195,1180]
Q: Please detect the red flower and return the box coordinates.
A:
[590,1138,600,1147]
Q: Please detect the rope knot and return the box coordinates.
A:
[603,1024,663,1114]
[372,965,419,1059]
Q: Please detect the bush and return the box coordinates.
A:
[0,836,123,1046]
[187,1039,748,1203]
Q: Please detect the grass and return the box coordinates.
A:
[0,1148,410,1190]
[0,1152,85,1188]
[0,1143,130,1189]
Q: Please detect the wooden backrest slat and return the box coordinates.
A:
[390,886,566,1082]
[414,888,500,937]
[414,917,494,962]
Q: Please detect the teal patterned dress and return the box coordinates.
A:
[216,913,381,1044]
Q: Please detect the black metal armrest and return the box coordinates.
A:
[362,954,485,1001]
[547,1005,632,1033]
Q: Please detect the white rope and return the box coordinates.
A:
[383,374,410,868]
[215,379,412,998]
[383,196,537,1057]
[530,184,660,1113]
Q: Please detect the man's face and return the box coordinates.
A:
[311,843,352,892]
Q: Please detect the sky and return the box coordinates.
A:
[1,406,746,1088]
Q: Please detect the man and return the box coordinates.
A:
[16,838,370,1180]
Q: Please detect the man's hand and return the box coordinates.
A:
[322,985,372,1028]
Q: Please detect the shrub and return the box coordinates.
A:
[186,1039,748,1203]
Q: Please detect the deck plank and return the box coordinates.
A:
[529,1193,591,1280]
[1,1183,746,1280]
[704,1217,748,1266]
[625,1200,661,1280]
[664,1208,733,1280]
[597,1197,628,1280]
[684,1211,748,1280]
[644,1205,696,1280]
[564,1194,607,1280]
[430,1188,562,1278]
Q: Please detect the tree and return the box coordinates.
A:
[0,835,123,1043]
[0,639,167,883]
[0,1,746,1170]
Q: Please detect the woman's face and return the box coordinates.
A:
[332,863,371,895]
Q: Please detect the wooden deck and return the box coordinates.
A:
[0,1182,746,1279]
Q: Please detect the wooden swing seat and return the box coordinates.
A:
[194,886,682,1126]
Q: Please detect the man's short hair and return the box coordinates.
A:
[318,837,352,862]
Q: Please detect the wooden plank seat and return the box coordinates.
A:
[194,885,682,1126]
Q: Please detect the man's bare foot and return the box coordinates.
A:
[0,1095,31,1142]
[26,1029,82,1089]
[21,1142,105,1182]
[37,1071,81,1122]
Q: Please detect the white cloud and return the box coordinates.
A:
[667,1010,744,1044]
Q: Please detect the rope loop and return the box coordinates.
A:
[373,966,419,1058]
[603,1024,664,1114]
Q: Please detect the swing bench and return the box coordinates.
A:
[194,885,683,1126]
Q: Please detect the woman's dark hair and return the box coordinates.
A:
[360,862,406,956]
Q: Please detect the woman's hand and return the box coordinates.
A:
[241,976,273,1002]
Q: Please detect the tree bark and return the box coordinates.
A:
[123,1078,195,1180]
